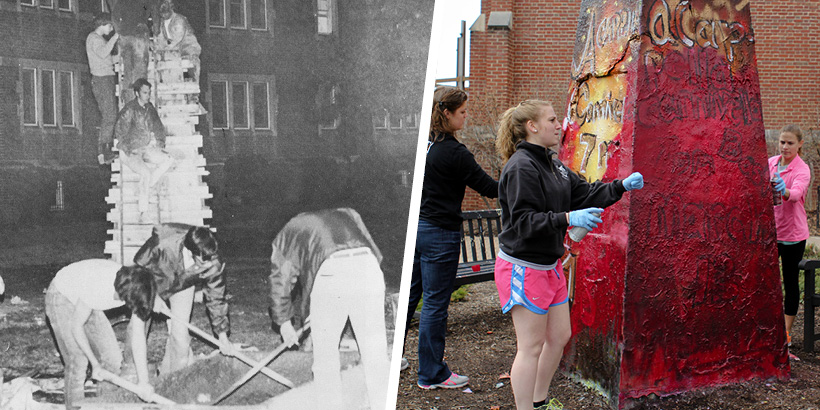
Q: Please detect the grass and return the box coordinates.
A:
[413,285,473,312]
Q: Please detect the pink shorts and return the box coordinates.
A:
[494,256,567,314]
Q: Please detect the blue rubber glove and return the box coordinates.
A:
[622,172,644,191]
[772,173,786,195]
[568,208,604,231]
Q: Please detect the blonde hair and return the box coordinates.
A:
[496,100,552,162]
[430,86,468,142]
[780,124,804,156]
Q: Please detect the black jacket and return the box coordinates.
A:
[420,132,499,231]
[498,141,626,265]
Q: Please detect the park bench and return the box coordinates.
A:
[453,209,502,288]
[798,259,820,352]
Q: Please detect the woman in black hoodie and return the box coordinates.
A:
[494,100,643,410]
[405,87,498,390]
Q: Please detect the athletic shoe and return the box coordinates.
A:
[400,357,409,371]
[787,331,792,347]
[417,372,469,389]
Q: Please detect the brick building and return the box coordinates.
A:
[462,0,820,211]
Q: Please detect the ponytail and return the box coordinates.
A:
[496,100,552,163]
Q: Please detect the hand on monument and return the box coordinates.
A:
[622,172,644,191]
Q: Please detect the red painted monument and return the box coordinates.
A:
[559,0,789,407]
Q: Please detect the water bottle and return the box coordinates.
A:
[568,212,601,242]
[771,178,782,206]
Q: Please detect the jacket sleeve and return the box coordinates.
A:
[133,227,176,300]
[787,162,811,203]
[457,145,499,198]
[114,105,134,152]
[268,244,297,327]
[568,170,627,210]
[201,257,230,335]
[502,164,569,241]
[86,34,117,60]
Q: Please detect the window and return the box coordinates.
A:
[389,112,402,130]
[22,69,37,125]
[229,0,246,28]
[58,0,70,11]
[209,0,225,27]
[405,113,419,129]
[40,0,53,8]
[100,0,109,12]
[210,75,275,132]
[317,0,335,34]
[211,81,228,128]
[209,0,268,31]
[59,72,74,126]
[252,82,269,129]
[41,70,56,126]
[374,109,388,130]
[232,81,249,129]
[20,0,67,8]
[20,63,79,128]
[249,0,267,30]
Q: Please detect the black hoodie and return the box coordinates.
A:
[498,141,627,265]
[420,132,499,231]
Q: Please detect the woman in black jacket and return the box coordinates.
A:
[405,87,498,390]
[494,100,643,410]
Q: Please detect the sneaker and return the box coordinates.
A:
[400,358,409,371]
[535,398,564,410]
[787,331,792,347]
[417,372,469,389]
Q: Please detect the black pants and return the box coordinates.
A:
[778,240,806,316]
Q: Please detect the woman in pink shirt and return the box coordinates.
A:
[768,124,811,346]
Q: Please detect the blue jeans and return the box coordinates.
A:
[406,219,461,385]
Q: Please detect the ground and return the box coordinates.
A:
[398,281,820,410]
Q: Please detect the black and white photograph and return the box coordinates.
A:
[0,0,434,408]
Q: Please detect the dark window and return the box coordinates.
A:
[249,0,266,29]
[209,0,225,27]
[22,68,37,125]
[58,0,70,10]
[41,70,56,126]
[229,0,245,28]
[211,81,228,128]
[232,81,248,128]
[40,0,53,8]
[252,82,268,129]
[59,72,74,126]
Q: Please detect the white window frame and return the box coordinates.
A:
[252,82,270,130]
[57,0,71,11]
[209,74,276,134]
[19,61,80,129]
[229,0,247,29]
[100,0,108,12]
[40,69,56,127]
[374,109,388,130]
[317,0,336,35]
[21,68,38,126]
[405,113,419,129]
[59,71,75,126]
[249,0,268,31]
[388,112,403,130]
[208,0,227,28]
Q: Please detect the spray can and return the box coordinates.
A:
[568,212,601,242]
[771,178,782,206]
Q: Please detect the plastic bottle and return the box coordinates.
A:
[568,212,601,242]
[771,178,782,206]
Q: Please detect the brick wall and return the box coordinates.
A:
[465,0,820,211]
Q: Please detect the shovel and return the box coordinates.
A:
[158,309,296,389]
[96,369,175,405]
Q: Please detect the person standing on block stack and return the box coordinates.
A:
[114,78,175,223]
[86,13,120,165]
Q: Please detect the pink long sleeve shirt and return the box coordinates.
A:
[768,155,811,242]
